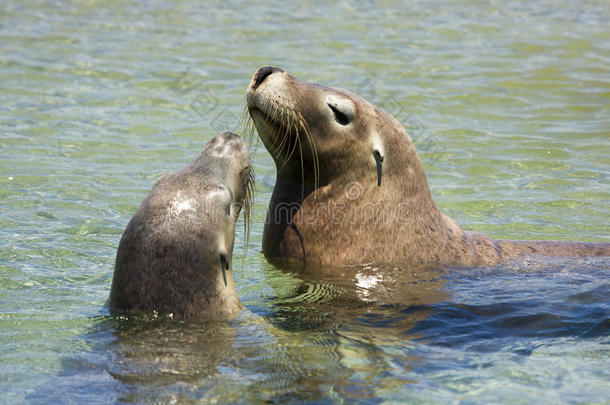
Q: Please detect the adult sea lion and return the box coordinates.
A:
[109,132,254,318]
[246,66,609,266]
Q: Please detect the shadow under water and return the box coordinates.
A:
[27,315,243,403]
[264,259,448,335]
[27,256,610,403]
[251,260,451,402]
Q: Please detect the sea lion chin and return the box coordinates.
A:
[108,131,254,319]
[246,67,610,267]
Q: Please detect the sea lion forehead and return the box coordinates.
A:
[290,79,364,109]
[294,81,379,131]
[293,76,374,121]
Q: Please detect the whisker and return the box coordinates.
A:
[240,104,255,147]
[281,114,300,171]
[240,164,255,267]
[246,101,319,202]
[276,109,295,171]
[271,107,288,156]
[296,124,305,200]
[299,113,319,195]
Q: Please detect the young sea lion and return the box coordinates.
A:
[109,132,254,318]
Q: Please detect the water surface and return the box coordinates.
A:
[1,0,609,403]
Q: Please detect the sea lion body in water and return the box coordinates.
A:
[246,67,609,266]
[109,132,254,318]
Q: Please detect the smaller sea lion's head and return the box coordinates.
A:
[195,131,254,293]
[246,67,422,194]
[199,131,253,212]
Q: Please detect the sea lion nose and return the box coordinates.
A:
[220,131,240,142]
[218,131,245,152]
[252,66,282,90]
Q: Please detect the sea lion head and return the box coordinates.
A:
[246,67,440,265]
[246,67,425,194]
[194,131,254,284]
[109,131,254,319]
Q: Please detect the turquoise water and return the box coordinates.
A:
[1,0,609,403]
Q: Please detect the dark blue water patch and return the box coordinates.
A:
[25,316,120,404]
[409,262,610,352]
[568,284,609,304]
[27,358,120,405]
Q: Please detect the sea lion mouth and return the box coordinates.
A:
[247,104,288,135]
[247,102,302,160]
[247,106,267,125]
[247,95,286,132]
[245,68,320,194]
[246,77,292,138]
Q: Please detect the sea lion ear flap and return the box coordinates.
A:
[371,132,384,187]
[373,150,383,187]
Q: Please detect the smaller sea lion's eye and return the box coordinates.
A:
[328,103,350,126]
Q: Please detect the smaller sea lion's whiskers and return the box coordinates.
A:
[240,164,255,264]
[241,106,260,155]
[239,105,251,138]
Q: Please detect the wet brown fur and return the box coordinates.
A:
[247,68,610,267]
[109,132,253,318]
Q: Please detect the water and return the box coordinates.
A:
[1,0,608,403]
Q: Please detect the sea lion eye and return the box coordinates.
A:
[328,103,351,126]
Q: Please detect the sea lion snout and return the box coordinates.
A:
[208,131,242,148]
[205,131,249,162]
[251,66,283,90]
[218,130,241,142]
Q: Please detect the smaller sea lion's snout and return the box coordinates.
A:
[251,66,283,90]
[222,131,247,152]
[219,131,240,141]
[207,131,249,159]
[213,131,242,146]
